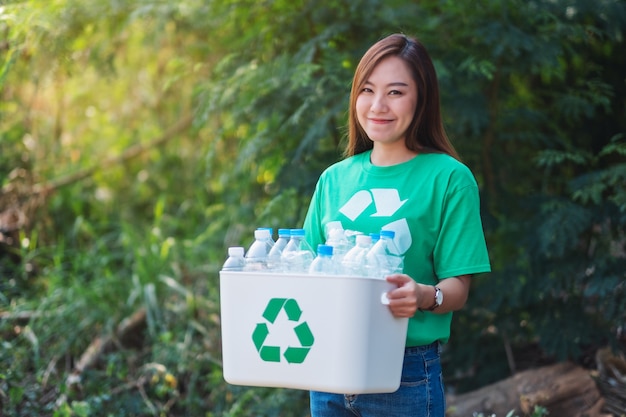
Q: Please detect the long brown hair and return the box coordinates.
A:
[345,33,459,160]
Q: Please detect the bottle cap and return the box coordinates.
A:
[256,227,274,238]
[355,234,372,246]
[317,244,333,256]
[255,229,271,239]
[380,230,395,238]
[228,247,244,257]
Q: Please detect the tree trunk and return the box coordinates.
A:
[446,362,611,417]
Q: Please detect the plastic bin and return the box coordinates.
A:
[219,271,409,394]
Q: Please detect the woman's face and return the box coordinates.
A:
[355,56,417,148]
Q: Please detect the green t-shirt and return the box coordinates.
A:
[303,150,491,346]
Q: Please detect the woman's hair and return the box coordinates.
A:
[345,33,459,160]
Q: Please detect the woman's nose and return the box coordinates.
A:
[370,94,388,113]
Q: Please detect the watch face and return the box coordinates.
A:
[435,288,443,305]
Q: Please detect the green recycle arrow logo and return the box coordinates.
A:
[252,298,314,364]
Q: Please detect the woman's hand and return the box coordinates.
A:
[385,274,422,318]
[385,274,472,318]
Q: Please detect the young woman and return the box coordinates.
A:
[303,33,491,417]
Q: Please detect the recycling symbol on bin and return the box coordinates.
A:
[252,298,314,364]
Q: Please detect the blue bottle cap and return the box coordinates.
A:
[317,244,333,256]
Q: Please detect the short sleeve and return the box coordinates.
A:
[433,182,491,278]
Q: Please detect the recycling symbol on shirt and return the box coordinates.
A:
[339,188,412,254]
[252,298,315,364]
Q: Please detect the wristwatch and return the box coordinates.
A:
[427,286,443,311]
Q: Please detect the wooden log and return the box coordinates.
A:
[595,347,626,416]
[446,362,611,417]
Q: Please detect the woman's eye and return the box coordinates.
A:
[361,87,373,93]
[389,90,402,95]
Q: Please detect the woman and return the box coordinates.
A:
[302,34,491,417]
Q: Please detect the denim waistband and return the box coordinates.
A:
[405,341,439,354]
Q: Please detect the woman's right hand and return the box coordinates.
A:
[385,274,426,318]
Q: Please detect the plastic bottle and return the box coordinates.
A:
[365,237,392,278]
[243,228,273,271]
[380,230,404,274]
[341,234,372,276]
[256,227,275,247]
[222,246,245,271]
[280,228,315,273]
[325,223,353,265]
[267,228,290,271]
[308,244,337,275]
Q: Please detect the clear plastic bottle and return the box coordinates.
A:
[280,228,315,273]
[267,228,291,271]
[308,244,337,275]
[256,227,275,247]
[341,234,372,276]
[365,237,391,278]
[243,228,273,271]
[325,223,353,265]
[222,246,245,271]
[380,230,404,274]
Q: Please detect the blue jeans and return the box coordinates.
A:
[309,342,445,417]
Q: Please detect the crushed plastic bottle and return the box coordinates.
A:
[325,222,353,265]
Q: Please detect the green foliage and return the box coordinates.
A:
[441,0,626,389]
[1,0,625,415]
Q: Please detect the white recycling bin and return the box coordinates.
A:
[219,271,409,394]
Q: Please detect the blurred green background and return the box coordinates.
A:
[1,0,625,415]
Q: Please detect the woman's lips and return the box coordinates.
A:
[369,118,393,124]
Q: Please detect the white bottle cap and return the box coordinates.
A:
[228,247,245,257]
[355,234,372,246]
[254,229,271,239]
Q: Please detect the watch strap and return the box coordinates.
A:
[419,286,442,312]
